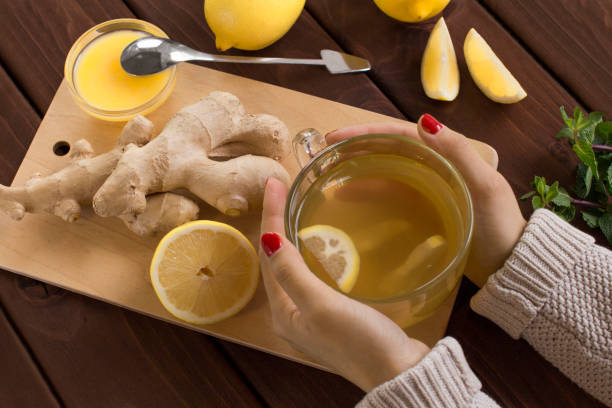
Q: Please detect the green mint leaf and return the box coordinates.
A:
[573,140,599,180]
[532,195,545,209]
[574,163,593,198]
[551,186,571,207]
[589,112,604,125]
[607,163,612,195]
[560,106,572,128]
[546,181,559,202]
[595,121,612,146]
[535,176,547,196]
[573,107,585,128]
[598,213,612,246]
[520,191,536,201]
[579,123,596,143]
[556,126,573,141]
[581,210,601,228]
[553,205,575,222]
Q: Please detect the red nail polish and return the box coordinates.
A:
[265,177,270,187]
[421,114,443,134]
[261,233,282,257]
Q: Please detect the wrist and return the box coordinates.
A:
[360,338,430,392]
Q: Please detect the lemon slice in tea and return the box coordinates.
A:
[298,225,360,293]
[150,220,259,325]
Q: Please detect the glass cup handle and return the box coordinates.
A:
[292,128,326,169]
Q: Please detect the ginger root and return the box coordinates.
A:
[1,91,291,236]
[0,116,154,223]
[119,193,199,236]
[93,91,291,219]
[0,116,200,236]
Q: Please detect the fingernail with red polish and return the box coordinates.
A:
[265,177,270,187]
[261,233,282,257]
[421,114,443,135]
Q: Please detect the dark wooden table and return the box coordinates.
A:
[0,1,610,407]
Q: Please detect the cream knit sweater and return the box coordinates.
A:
[359,209,612,407]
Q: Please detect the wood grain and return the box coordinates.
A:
[306,0,609,244]
[307,0,607,405]
[0,63,485,370]
[479,0,612,113]
[0,273,264,408]
[123,0,402,118]
[0,0,134,113]
[0,5,263,404]
[0,307,60,408]
[221,341,365,407]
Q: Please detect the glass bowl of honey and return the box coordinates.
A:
[64,19,177,121]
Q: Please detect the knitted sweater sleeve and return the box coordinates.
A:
[358,209,611,407]
[471,209,612,406]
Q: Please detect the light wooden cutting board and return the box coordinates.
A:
[0,63,496,371]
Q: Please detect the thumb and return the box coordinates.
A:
[261,232,333,311]
[417,114,499,196]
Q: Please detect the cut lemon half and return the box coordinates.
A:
[421,17,459,101]
[150,220,259,325]
[464,28,527,103]
[298,225,359,293]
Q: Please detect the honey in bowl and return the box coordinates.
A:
[73,30,170,112]
[65,19,176,121]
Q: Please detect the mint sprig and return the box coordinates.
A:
[522,106,612,245]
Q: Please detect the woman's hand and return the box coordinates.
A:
[327,115,527,287]
[260,178,430,391]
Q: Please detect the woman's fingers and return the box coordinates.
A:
[260,178,332,316]
[261,177,289,236]
[417,114,500,197]
[326,122,421,145]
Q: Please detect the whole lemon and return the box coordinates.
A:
[205,0,305,51]
[373,0,451,23]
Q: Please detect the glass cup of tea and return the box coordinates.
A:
[285,129,473,328]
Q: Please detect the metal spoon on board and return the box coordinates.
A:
[120,37,371,76]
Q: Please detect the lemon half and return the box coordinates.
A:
[464,28,527,103]
[373,0,451,23]
[298,225,359,293]
[421,17,459,101]
[150,220,259,325]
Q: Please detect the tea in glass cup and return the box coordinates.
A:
[285,133,473,327]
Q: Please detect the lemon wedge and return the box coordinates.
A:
[298,225,359,293]
[421,17,459,101]
[150,220,259,325]
[379,235,447,293]
[464,28,527,103]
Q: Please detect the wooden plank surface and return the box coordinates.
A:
[307,0,608,405]
[479,0,612,113]
[0,307,60,408]
[123,0,403,117]
[0,273,264,407]
[0,0,606,407]
[0,3,263,406]
[306,0,607,244]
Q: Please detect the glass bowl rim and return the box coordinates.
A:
[284,133,474,303]
[64,18,176,120]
